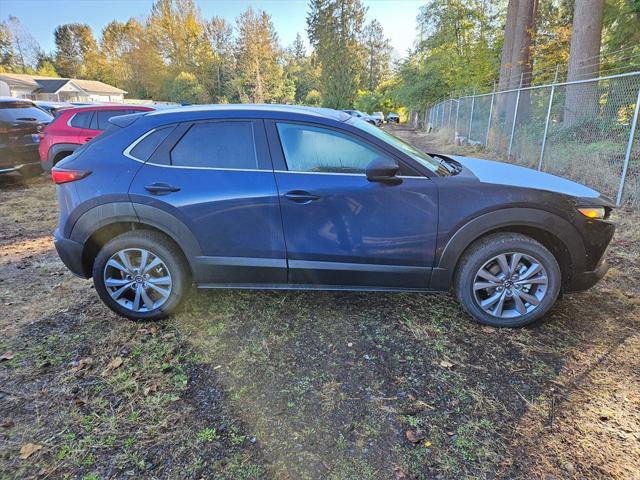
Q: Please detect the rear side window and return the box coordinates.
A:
[129,126,175,161]
[0,103,52,122]
[170,121,257,169]
[92,110,132,131]
[276,123,393,174]
[69,111,93,129]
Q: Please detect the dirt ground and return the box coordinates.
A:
[1,126,639,480]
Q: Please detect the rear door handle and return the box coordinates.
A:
[284,190,320,204]
[145,182,181,195]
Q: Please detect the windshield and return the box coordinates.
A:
[347,117,450,175]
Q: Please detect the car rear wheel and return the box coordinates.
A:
[454,233,561,327]
[92,231,189,321]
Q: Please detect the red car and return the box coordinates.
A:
[39,104,154,171]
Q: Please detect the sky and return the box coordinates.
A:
[0,0,422,58]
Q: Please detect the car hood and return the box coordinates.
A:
[450,155,601,199]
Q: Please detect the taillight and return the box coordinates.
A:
[51,168,91,184]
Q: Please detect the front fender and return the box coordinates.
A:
[430,208,586,289]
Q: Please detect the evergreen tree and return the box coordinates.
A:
[307,0,367,109]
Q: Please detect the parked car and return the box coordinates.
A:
[0,97,53,177]
[372,111,384,124]
[387,112,400,123]
[52,105,615,328]
[34,100,73,116]
[342,109,379,126]
[38,104,154,171]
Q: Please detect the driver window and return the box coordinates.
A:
[276,122,396,174]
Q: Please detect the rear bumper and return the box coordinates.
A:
[53,229,88,278]
[565,257,609,292]
[0,161,42,175]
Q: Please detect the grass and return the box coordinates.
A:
[1,137,639,479]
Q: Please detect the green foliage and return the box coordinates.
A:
[304,89,322,106]
[165,71,207,104]
[307,0,368,109]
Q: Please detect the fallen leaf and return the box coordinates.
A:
[19,443,43,459]
[0,351,15,361]
[439,360,454,368]
[143,384,158,396]
[107,357,123,370]
[423,440,433,448]
[405,430,425,443]
[71,357,93,372]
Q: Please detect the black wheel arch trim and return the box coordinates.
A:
[68,201,203,276]
[430,208,586,289]
[48,143,79,164]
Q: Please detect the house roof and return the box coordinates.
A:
[0,73,127,95]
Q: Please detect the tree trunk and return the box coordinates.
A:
[504,0,537,132]
[563,0,604,126]
[497,0,519,92]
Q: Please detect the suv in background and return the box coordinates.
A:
[38,104,154,171]
[387,112,400,123]
[342,109,379,126]
[372,111,384,124]
[0,97,53,177]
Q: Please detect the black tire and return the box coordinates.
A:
[454,233,561,327]
[92,230,190,321]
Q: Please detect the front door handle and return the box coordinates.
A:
[145,182,181,195]
[284,190,320,204]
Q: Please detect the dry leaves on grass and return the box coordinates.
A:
[0,351,15,361]
[19,443,43,459]
[405,430,425,443]
[439,359,454,368]
[70,357,93,372]
[102,356,124,375]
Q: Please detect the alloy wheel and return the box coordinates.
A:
[103,248,172,313]
[472,252,548,319]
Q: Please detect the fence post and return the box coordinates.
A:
[538,66,559,171]
[507,73,524,158]
[616,85,640,206]
[440,102,445,128]
[448,99,453,129]
[468,89,476,142]
[485,82,496,147]
[454,99,460,143]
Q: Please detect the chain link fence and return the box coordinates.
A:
[421,71,640,208]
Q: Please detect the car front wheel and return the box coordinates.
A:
[454,233,561,327]
[92,231,190,321]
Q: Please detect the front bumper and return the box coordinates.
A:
[53,229,89,278]
[565,257,609,292]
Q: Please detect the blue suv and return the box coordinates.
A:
[52,105,615,327]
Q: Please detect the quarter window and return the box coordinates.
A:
[93,110,132,131]
[170,121,258,169]
[276,123,394,174]
[129,126,175,161]
[69,111,93,129]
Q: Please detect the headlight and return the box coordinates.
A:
[577,207,606,219]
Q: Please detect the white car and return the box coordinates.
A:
[372,112,384,124]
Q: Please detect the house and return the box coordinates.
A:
[0,73,126,103]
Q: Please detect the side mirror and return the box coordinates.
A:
[366,157,402,185]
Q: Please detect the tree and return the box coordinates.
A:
[503,0,537,128]
[165,71,207,104]
[563,0,604,125]
[283,33,321,103]
[0,22,18,71]
[3,16,41,72]
[53,23,99,78]
[362,19,392,91]
[204,16,236,102]
[307,0,367,108]
[234,7,284,103]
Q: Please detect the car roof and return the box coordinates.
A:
[147,104,351,122]
[61,104,155,115]
[0,96,36,105]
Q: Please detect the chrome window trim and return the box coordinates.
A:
[123,128,159,161]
